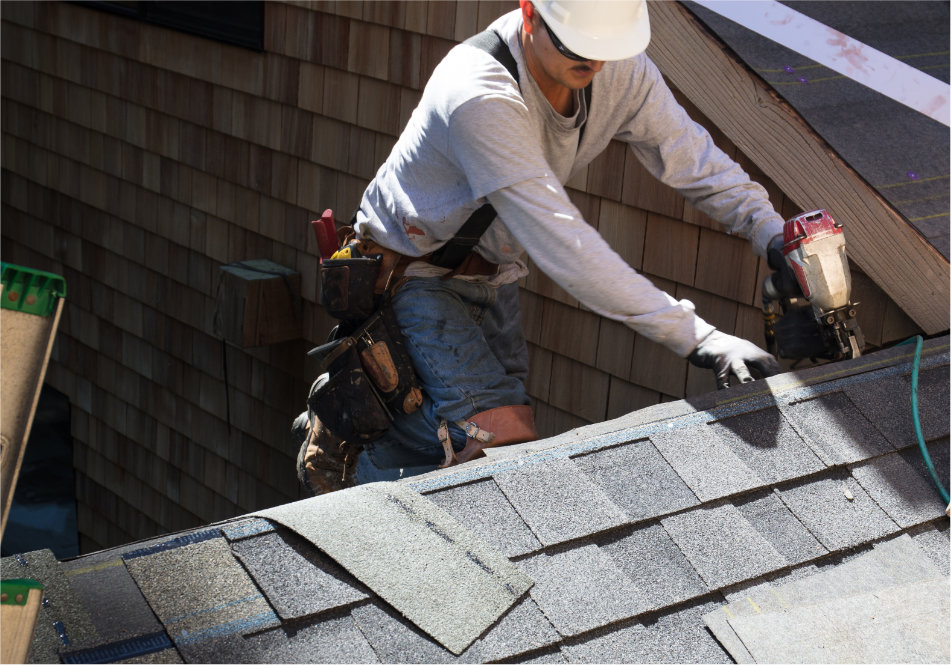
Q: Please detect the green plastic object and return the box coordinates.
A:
[0,578,44,605]
[0,263,66,317]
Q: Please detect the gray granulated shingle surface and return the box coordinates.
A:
[845,374,918,449]
[563,599,732,664]
[351,602,454,664]
[781,392,893,465]
[123,538,279,649]
[457,596,561,663]
[181,612,381,664]
[918,368,950,440]
[424,479,542,558]
[255,482,532,655]
[850,453,948,527]
[517,543,648,637]
[660,502,787,589]
[515,648,568,663]
[61,556,163,641]
[732,490,827,565]
[492,458,630,546]
[571,439,699,521]
[776,472,899,551]
[596,522,708,612]
[560,622,649,663]
[353,595,560,664]
[635,598,733,664]
[230,529,368,620]
[900,438,950,492]
[220,517,276,541]
[704,534,945,662]
[909,523,950,573]
[727,577,950,664]
[1,548,100,662]
[711,407,825,483]
[650,424,763,501]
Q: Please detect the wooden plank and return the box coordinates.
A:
[629,334,687,398]
[1,582,44,664]
[586,139,626,201]
[539,297,601,366]
[694,228,760,305]
[641,212,699,285]
[606,376,661,420]
[621,146,684,219]
[348,21,390,80]
[595,318,636,379]
[547,354,609,424]
[647,1,949,334]
[597,198,647,270]
[0,266,65,536]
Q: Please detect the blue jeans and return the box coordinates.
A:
[355,278,530,483]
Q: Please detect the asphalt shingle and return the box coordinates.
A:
[727,577,949,664]
[1,549,100,662]
[122,537,280,657]
[660,502,788,589]
[782,392,893,465]
[563,599,732,664]
[254,482,532,655]
[776,472,899,551]
[424,479,542,558]
[517,543,648,637]
[572,439,699,521]
[732,490,827,565]
[899,438,950,493]
[917,368,950,440]
[650,424,763,501]
[492,458,630,547]
[181,612,381,664]
[62,556,163,642]
[596,522,709,612]
[230,529,368,621]
[845,374,917,449]
[850,453,948,528]
[711,407,825,483]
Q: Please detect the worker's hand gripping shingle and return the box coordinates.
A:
[688,330,782,390]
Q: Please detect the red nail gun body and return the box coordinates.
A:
[764,210,864,361]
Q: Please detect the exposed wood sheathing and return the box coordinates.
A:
[0,1,927,551]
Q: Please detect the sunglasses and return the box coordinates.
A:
[540,17,588,61]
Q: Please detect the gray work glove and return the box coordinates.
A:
[688,330,782,390]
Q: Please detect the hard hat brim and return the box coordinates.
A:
[554,17,651,61]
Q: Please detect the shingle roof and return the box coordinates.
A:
[685,0,950,258]
[4,336,948,664]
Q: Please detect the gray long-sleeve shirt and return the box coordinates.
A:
[355,9,783,357]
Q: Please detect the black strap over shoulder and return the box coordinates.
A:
[430,28,592,270]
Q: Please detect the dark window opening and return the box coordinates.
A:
[79,1,264,51]
[2,386,80,560]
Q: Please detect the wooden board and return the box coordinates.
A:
[647,1,949,334]
[1,289,64,537]
[0,582,44,664]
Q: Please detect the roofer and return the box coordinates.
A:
[295,0,789,495]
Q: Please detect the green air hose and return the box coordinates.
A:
[896,335,949,505]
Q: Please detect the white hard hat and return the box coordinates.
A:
[533,0,651,61]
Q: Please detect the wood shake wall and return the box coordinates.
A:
[0,1,919,552]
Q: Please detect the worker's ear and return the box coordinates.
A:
[520,0,536,34]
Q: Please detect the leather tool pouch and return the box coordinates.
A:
[308,303,423,442]
[319,256,382,322]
